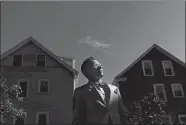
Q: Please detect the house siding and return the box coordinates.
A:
[1,43,63,68]
[1,42,75,124]
[118,48,186,115]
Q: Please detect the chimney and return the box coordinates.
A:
[60,56,75,69]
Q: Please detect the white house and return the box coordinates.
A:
[0,36,78,125]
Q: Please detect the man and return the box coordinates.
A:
[72,57,130,124]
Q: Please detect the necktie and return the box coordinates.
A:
[95,83,101,89]
[94,83,105,102]
[95,83,104,93]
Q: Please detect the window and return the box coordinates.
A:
[162,61,174,76]
[36,112,49,125]
[153,84,167,102]
[142,60,154,76]
[36,55,46,67]
[13,118,25,125]
[171,84,185,98]
[178,115,186,124]
[38,79,50,93]
[13,55,23,66]
[18,80,29,98]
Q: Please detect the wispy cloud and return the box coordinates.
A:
[104,50,114,56]
[79,36,111,49]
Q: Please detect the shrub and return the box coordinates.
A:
[0,76,27,125]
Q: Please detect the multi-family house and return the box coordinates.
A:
[112,44,186,124]
[0,36,78,125]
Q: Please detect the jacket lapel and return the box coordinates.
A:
[87,82,111,108]
[88,82,106,106]
[102,83,111,107]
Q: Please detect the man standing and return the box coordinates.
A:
[72,57,129,124]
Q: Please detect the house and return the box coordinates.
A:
[112,44,186,124]
[0,36,78,125]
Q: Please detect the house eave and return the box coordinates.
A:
[0,36,79,77]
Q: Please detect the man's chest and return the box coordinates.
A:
[85,84,119,110]
[93,84,106,102]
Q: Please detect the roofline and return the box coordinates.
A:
[116,44,185,78]
[58,56,76,69]
[59,56,75,60]
[1,36,32,60]
[1,36,79,77]
[112,77,127,86]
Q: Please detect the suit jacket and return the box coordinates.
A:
[72,82,130,124]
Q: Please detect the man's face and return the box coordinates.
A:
[86,59,103,80]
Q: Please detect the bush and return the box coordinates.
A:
[0,76,27,125]
[128,92,174,125]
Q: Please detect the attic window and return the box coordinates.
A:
[142,60,154,76]
[13,55,22,67]
[36,55,46,67]
[162,61,174,76]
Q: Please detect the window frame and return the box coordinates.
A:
[12,54,23,67]
[18,79,29,98]
[13,117,26,125]
[171,84,185,98]
[178,115,186,124]
[38,79,50,93]
[153,84,167,102]
[36,54,46,67]
[142,60,154,76]
[162,60,175,76]
[36,111,49,125]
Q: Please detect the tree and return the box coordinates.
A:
[128,92,175,125]
[0,76,27,125]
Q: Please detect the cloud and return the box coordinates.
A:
[103,50,114,56]
[79,36,111,49]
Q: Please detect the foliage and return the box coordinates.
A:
[0,76,27,125]
[128,92,175,125]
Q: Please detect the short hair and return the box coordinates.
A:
[81,57,96,79]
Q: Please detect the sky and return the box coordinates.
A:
[1,1,185,88]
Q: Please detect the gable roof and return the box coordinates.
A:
[1,36,78,77]
[116,44,185,78]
